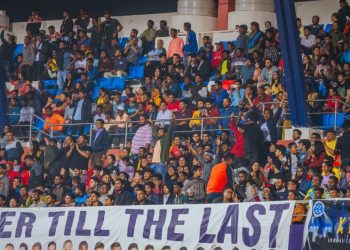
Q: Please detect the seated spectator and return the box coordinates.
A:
[43,106,64,134]
[301,26,316,55]
[124,37,142,66]
[98,50,113,77]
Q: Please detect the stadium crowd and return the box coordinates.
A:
[0,0,350,223]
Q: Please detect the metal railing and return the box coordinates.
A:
[6,98,350,146]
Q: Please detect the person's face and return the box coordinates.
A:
[79,244,88,250]
[205,102,212,110]
[63,242,73,250]
[265,60,272,69]
[224,188,233,199]
[136,190,146,202]
[31,192,40,201]
[102,174,110,183]
[173,185,181,194]
[192,133,200,142]
[275,179,284,190]
[65,195,73,204]
[312,16,319,24]
[322,163,330,173]
[312,177,321,187]
[287,181,296,191]
[238,173,246,183]
[330,190,339,198]
[288,192,296,200]
[168,167,175,176]
[292,131,300,140]
[328,178,337,189]
[89,179,97,188]
[263,110,271,120]
[6,132,14,141]
[115,180,123,191]
[9,199,17,208]
[257,88,264,97]
[54,176,62,185]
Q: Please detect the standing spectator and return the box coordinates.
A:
[140,20,157,54]
[87,17,102,57]
[22,36,35,81]
[0,30,16,81]
[131,114,152,158]
[72,90,92,135]
[172,182,189,204]
[206,153,234,202]
[90,119,110,167]
[0,164,10,198]
[236,25,249,54]
[183,22,198,60]
[43,107,64,136]
[338,0,350,31]
[248,22,264,53]
[167,29,184,58]
[155,20,169,37]
[26,10,42,36]
[101,10,123,49]
[4,131,23,162]
[75,9,90,33]
[60,10,74,39]
[44,138,61,179]
[66,135,91,171]
[25,155,44,190]
[335,120,350,167]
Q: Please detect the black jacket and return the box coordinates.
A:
[114,190,133,205]
[91,129,109,153]
[256,106,282,143]
[60,18,74,36]
[335,131,350,161]
[0,31,17,61]
[72,99,92,122]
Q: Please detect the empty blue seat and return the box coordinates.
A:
[92,86,100,101]
[322,113,348,129]
[111,77,125,91]
[99,78,113,89]
[34,118,44,130]
[127,66,145,79]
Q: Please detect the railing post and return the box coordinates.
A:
[200,117,204,139]
[29,114,32,143]
[50,125,53,138]
[334,100,337,131]
[124,121,128,146]
[89,124,92,146]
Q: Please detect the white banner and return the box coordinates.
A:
[0,201,295,250]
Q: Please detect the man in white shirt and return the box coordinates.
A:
[93,105,106,123]
[155,101,172,128]
[301,27,316,56]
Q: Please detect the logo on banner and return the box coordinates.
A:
[313,201,325,217]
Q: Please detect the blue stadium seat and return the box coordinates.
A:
[13,44,23,60]
[118,37,128,48]
[322,113,348,129]
[137,55,149,65]
[34,118,44,130]
[324,24,332,33]
[127,66,145,79]
[99,78,113,89]
[92,86,100,101]
[111,77,125,91]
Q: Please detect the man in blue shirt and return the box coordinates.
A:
[219,97,234,130]
[241,58,255,84]
[183,22,198,65]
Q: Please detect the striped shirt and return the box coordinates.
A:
[131,124,152,154]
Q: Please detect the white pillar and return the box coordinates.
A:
[170,0,218,32]
[228,0,277,30]
[0,10,9,31]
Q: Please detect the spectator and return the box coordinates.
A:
[0,164,10,198]
[155,20,169,37]
[183,22,198,59]
[140,20,156,54]
[90,119,110,167]
[206,153,234,202]
[60,10,74,38]
[4,131,24,162]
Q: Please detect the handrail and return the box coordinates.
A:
[6,98,350,143]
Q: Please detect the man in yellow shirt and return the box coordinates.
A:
[189,100,205,130]
[323,129,339,177]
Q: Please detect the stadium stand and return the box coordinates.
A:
[0,1,350,215]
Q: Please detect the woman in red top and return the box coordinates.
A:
[304,141,326,171]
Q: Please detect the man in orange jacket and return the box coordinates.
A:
[206,153,234,203]
[44,106,64,134]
